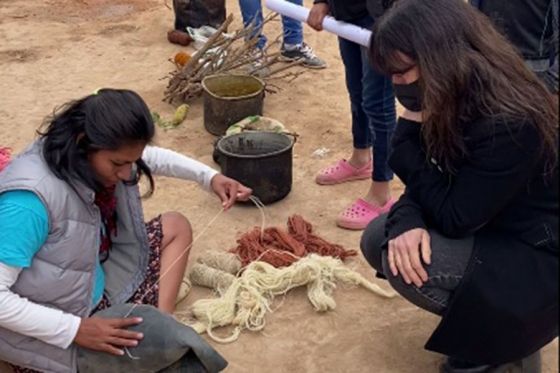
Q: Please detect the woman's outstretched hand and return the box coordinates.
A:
[388,228,431,287]
[210,174,252,210]
[74,316,144,355]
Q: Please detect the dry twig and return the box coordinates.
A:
[164,13,306,103]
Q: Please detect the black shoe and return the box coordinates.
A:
[440,357,492,373]
[280,42,327,69]
[440,351,541,373]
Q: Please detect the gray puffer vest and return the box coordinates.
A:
[0,142,151,372]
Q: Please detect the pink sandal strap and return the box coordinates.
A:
[315,159,372,185]
[336,198,396,230]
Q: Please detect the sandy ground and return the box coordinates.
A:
[0,0,558,372]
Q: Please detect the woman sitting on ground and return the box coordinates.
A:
[0,88,251,372]
[360,0,558,371]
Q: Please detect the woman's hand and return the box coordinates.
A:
[400,109,423,123]
[74,316,144,356]
[307,2,329,31]
[388,228,431,287]
[210,174,252,210]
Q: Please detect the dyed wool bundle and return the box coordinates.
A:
[287,215,356,259]
[182,254,396,343]
[230,215,357,267]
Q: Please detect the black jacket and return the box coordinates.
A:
[312,0,393,22]
[470,0,557,61]
[386,117,558,365]
[470,0,558,93]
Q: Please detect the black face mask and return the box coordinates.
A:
[393,80,422,111]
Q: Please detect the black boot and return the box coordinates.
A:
[440,357,492,373]
[490,351,541,373]
[440,350,541,373]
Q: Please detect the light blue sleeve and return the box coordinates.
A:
[0,191,49,268]
[0,190,105,306]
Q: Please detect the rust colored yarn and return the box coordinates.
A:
[288,215,357,260]
[230,215,357,267]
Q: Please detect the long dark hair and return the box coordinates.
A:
[38,88,156,195]
[369,0,559,174]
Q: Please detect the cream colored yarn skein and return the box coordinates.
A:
[197,251,242,275]
[189,262,236,292]
[183,254,397,343]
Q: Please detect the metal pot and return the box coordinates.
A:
[216,132,295,204]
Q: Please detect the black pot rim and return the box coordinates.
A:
[216,132,294,159]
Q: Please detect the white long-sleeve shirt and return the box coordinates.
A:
[143,145,218,191]
[0,146,218,349]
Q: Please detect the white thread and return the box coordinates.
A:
[124,207,226,318]
[120,196,268,360]
[249,195,266,239]
[124,347,140,360]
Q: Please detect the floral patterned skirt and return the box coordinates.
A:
[11,216,164,373]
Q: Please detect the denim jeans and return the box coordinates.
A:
[238,0,303,49]
[360,213,474,315]
[338,16,396,182]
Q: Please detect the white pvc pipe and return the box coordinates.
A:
[264,0,372,47]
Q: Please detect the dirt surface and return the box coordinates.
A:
[0,0,557,372]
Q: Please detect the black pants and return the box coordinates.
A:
[173,0,226,31]
[361,214,544,371]
[360,213,474,315]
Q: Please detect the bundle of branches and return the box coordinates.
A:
[164,13,305,104]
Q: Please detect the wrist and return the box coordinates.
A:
[206,169,220,191]
[65,315,83,349]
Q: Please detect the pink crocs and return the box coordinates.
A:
[336,197,396,230]
[0,147,11,172]
[315,159,373,185]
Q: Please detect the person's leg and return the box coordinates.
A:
[281,0,303,46]
[315,38,372,188]
[359,213,387,273]
[158,212,193,313]
[361,213,474,316]
[279,0,326,68]
[330,27,393,229]
[362,216,543,372]
[238,0,267,49]
[338,37,372,164]
[380,232,473,315]
[359,42,397,208]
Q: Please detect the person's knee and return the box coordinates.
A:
[161,212,192,242]
[381,253,447,316]
[360,214,388,272]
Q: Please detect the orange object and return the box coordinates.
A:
[230,215,357,268]
[174,51,192,67]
